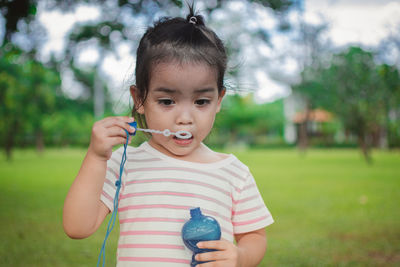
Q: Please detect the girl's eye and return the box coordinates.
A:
[158,99,174,106]
[195,99,210,106]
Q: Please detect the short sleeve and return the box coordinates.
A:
[100,147,125,212]
[231,173,274,234]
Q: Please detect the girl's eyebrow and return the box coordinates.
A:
[153,87,216,94]
[194,88,216,94]
[154,87,177,94]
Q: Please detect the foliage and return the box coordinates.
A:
[42,111,94,147]
[0,45,61,159]
[0,0,298,155]
[211,94,284,147]
[0,45,99,157]
[0,0,36,41]
[62,0,296,118]
[378,64,400,147]
[67,65,114,118]
[293,46,400,161]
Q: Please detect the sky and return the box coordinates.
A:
[35,0,400,104]
[254,0,400,102]
[304,0,400,47]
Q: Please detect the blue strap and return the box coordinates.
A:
[97,122,134,266]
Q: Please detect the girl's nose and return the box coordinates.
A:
[176,106,193,125]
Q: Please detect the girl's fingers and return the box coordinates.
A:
[106,126,130,138]
[101,116,134,127]
[197,240,227,251]
[89,117,133,160]
[195,240,236,263]
[101,117,136,134]
[195,250,227,262]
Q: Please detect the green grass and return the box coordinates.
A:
[0,148,399,266]
[0,149,119,267]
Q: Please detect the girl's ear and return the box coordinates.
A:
[216,87,226,113]
[130,85,145,114]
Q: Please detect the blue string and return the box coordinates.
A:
[97,133,129,267]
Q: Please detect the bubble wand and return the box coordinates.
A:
[135,126,192,139]
[97,121,192,267]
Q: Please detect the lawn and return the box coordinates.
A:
[0,148,399,266]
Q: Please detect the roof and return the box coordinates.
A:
[292,108,333,123]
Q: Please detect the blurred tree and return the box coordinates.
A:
[378,23,400,70]
[0,0,36,42]
[294,47,390,163]
[65,19,125,118]
[0,45,61,159]
[0,0,295,152]
[62,0,295,118]
[376,24,400,148]
[214,94,283,146]
[378,64,400,148]
[291,6,332,151]
[42,110,94,147]
[41,82,95,147]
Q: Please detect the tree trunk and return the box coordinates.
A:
[36,129,44,153]
[5,132,13,161]
[4,120,18,161]
[358,133,372,164]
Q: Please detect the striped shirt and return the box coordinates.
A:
[101,142,274,267]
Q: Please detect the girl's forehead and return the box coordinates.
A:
[149,61,218,90]
[151,60,216,74]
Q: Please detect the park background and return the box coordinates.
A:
[0,0,399,266]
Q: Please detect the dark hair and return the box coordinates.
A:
[132,5,227,128]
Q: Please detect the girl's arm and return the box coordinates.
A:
[234,228,267,266]
[195,228,267,267]
[63,116,135,239]
[63,151,110,239]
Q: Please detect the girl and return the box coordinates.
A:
[63,6,274,267]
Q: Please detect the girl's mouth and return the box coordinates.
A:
[173,134,193,145]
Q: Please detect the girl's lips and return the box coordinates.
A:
[173,135,194,145]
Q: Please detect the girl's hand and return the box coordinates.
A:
[195,239,242,267]
[88,116,136,161]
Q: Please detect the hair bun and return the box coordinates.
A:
[186,14,205,26]
[186,2,205,27]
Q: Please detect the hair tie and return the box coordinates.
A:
[189,16,197,25]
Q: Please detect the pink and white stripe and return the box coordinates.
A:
[100,142,274,267]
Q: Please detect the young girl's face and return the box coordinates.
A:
[133,61,225,160]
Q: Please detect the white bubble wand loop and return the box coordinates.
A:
[136,128,192,139]
[128,122,192,139]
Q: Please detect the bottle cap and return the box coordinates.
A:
[190,207,202,218]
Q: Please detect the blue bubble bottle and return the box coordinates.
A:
[181,207,221,267]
